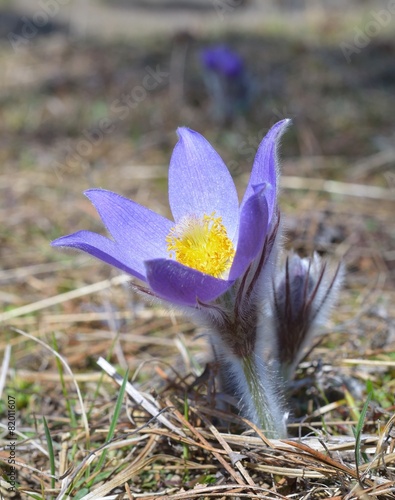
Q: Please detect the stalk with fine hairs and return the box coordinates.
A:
[195,215,287,438]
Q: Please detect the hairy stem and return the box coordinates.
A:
[241,354,286,439]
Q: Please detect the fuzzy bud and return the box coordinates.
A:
[273,252,343,380]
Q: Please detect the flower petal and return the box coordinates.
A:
[168,128,239,240]
[145,258,234,307]
[229,186,269,280]
[84,189,173,261]
[51,230,147,281]
[241,119,290,221]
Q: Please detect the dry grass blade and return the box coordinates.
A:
[160,483,289,499]
[97,357,185,437]
[13,369,104,382]
[191,407,257,487]
[375,412,395,457]
[0,274,130,322]
[0,454,54,480]
[167,398,246,487]
[342,359,395,368]
[238,416,276,448]
[79,434,160,500]
[56,433,157,499]
[142,427,230,455]
[56,450,101,500]
[359,451,395,473]
[0,258,88,284]
[280,176,395,200]
[281,440,375,487]
[0,425,49,457]
[247,462,327,479]
[0,344,11,399]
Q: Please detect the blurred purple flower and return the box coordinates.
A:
[51,119,290,309]
[201,45,244,78]
[200,45,251,123]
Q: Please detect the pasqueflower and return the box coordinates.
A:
[52,119,292,438]
[52,120,290,309]
[200,45,250,123]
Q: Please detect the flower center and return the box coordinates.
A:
[166,213,235,278]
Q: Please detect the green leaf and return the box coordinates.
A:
[43,416,56,492]
[74,487,90,499]
[91,369,129,478]
[354,391,372,483]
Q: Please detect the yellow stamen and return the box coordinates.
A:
[166,213,235,278]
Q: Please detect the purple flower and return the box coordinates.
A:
[51,120,290,309]
[201,45,244,78]
[200,45,251,124]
